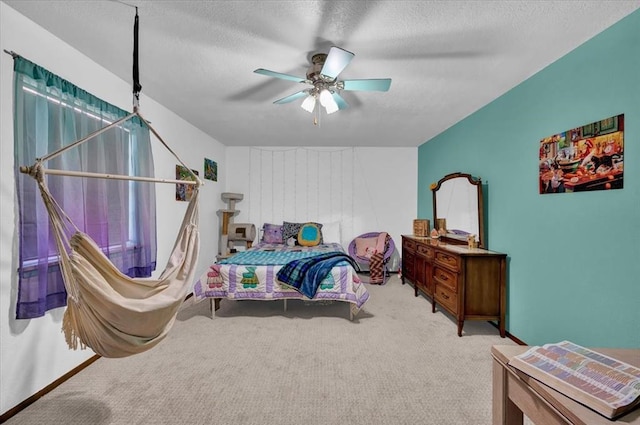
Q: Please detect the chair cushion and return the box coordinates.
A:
[355,237,378,259]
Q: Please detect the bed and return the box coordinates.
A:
[192,241,369,319]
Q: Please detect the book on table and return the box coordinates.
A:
[508,340,640,420]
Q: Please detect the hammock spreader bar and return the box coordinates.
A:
[19,109,202,186]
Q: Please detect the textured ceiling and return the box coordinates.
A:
[4,1,639,147]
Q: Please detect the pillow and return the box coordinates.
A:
[283,221,324,245]
[355,237,378,258]
[298,223,322,247]
[262,223,283,244]
[282,221,303,245]
[321,221,341,244]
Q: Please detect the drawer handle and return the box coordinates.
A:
[442,255,456,265]
[440,292,449,300]
[439,273,448,281]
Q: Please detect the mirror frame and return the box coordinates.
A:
[431,172,485,249]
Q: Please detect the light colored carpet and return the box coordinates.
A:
[6,275,523,425]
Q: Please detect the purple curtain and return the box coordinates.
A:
[13,57,157,319]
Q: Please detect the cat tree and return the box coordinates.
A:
[218,192,255,260]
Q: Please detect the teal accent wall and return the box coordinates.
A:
[417,11,640,348]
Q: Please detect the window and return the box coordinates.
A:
[13,56,157,319]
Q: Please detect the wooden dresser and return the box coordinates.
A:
[401,235,507,337]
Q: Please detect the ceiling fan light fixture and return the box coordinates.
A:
[325,102,339,115]
[301,94,316,113]
[319,89,332,107]
[319,89,339,114]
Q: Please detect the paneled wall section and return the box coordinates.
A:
[225,146,417,260]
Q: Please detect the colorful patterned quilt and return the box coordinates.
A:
[192,243,369,313]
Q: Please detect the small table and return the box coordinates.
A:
[492,345,640,425]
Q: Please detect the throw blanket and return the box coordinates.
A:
[369,233,390,284]
[277,252,359,299]
[369,251,385,284]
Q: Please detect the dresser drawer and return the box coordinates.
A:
[403,251,414,269]
[403,239,416,251]
[433,266,457,291]
[416,244,433,259]
[435,284,458,313]
[434,250,460,271]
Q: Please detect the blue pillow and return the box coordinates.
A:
[298,223,322,246]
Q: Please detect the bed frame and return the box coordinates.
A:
[193,242,369,320]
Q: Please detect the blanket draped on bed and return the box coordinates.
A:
[276,252,359,299]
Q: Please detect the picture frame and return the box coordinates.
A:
[204,158,217,181]
[539,114,624,195]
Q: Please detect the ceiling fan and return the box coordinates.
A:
[254,46,391,116]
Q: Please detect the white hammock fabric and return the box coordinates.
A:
[22,111,201,358]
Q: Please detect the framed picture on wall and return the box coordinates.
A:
[539,114,624,194]
[204,158,217,181]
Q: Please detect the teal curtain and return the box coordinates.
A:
[13,56,157,319]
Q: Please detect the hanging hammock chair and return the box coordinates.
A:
[21,110,203,358]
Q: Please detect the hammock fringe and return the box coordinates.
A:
[62,301,86,352]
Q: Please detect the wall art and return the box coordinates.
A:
[204,157,217,181]
[539,114,624,194]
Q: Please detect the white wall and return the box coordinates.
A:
[225,146,417,262]
[0,3,226,415]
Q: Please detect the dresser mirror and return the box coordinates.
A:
[432,172,485,248]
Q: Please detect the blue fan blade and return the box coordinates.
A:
[342,79,392,92]
[254,68,306,83]
[332,92,349,110]
[273,90,309,104]
[320,47,354,80]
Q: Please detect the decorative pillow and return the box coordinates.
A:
[262,223,283,244]
[355,237,378,258]
[282,221,303,244]
[297,223,322,247]
[283,221,323,245]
